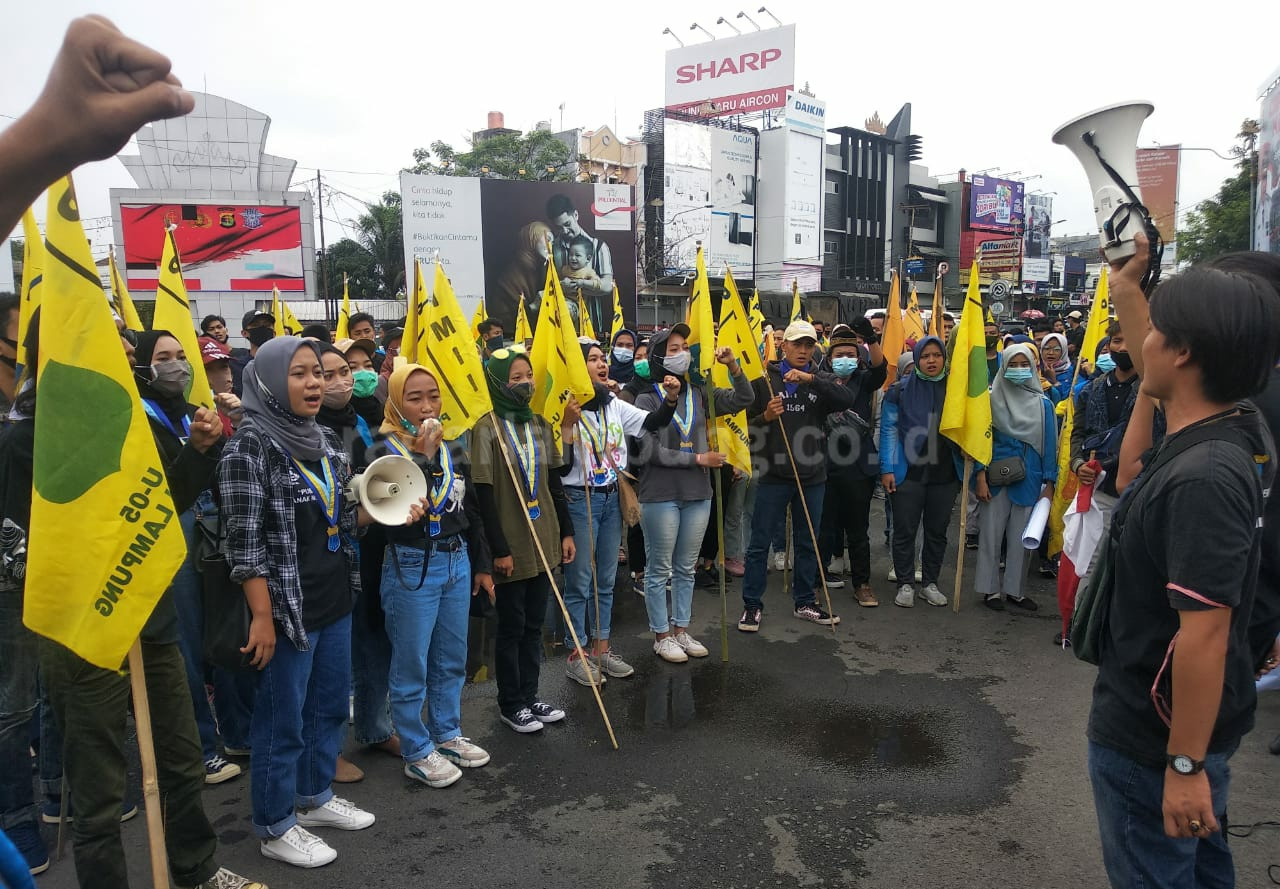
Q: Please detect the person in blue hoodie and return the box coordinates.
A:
[973,344,1057,611]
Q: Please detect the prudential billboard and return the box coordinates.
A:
[665,25,796,118]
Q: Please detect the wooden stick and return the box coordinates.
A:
[486,413,618,749]
[127,640,171,889]
[952,456,974,613]
[703,379,730,662]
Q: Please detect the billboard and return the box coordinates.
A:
[1023,193,1053,259]
[665,25,795,118]
[400,174,637,337]
[662,119,757,273]
[120,203,304,291]
[1257,69,1280,254]
[1136,146,1180,247]
[960,231,1021,286]
[968,176,1025,233]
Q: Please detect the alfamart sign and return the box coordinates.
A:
[664,25,796,118]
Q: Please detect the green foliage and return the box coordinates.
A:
[409,130,580,181]
[319,191,405,299]
[1179,167,1252,265]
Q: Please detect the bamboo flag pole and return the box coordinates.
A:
[486,413,618,749]
[127,640,171,889]
[952,457,974,613]
[704,375,731,662]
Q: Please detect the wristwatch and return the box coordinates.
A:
[1167,754,1205,775]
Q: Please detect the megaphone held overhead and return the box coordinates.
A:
[348,455,428,526]
[1052,101,1163,291]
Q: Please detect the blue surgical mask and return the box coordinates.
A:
[1094,353,1116,373]
[612,347,634,364]
[1005,368,1034,384]
[831,357,859,378]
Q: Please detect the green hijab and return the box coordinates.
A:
[485,351,534,422]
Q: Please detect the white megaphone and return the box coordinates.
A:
[347,455,428,526]
[1051,101,1155,263]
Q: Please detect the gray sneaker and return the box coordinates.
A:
[565,655,605,687]
[918,583,948,607]
[592,650,635,678]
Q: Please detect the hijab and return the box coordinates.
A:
[645,328,688,393]
[579,340,612,412]
[1040,332,1070,377]
[887,336,947,462]
[989,343,1047,454]
[238,336,327,461]
[132,329,191,428]
[484,350,534,422]
[609,327,638,384]
[380,363,434,440]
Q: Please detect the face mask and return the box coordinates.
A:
[247,327,274,348]
[832,357,859,378]
[1004,368,1034,384]
[149,359,191,397]
[915,366,945,382]
[1112,351,1134,372]
[663,351,691,375]
[633,358,650,379]
[1094,354,1116,374]
[508,381,535,403]
[486,335,505,354]
[352,369,378,398]
[322,378,353,409]
[985,335,1000,350]
[613,347,634,363]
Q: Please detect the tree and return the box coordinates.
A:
[320,238,380,300]
[355,191,405,297]
[409,130,581,180]
[1178,120,1258,265]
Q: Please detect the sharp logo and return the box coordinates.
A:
[676,48,783,84]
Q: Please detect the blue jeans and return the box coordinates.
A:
[250,614,352,839]
[379,543,470,764]
[0,585,38,830]
[562,487,624,647]
[639,499,711,633]
[742,481,825,610]
[352,528,393,746]
[1089,741,1235,889]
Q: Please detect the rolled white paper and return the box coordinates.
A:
[1021,497,1053,549]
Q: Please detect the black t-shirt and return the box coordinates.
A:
[1104,373,1138,427]
[1088,411,1272,766]
[293,458,354,631]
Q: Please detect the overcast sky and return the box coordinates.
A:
[4,0,1275,261]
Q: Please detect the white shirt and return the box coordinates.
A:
[561,393,649,487]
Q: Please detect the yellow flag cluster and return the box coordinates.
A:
[530,248,595,454]
[108,253,143,331]
[272,288,302,336]
[154,230,214,409]
[939,264,993,465]
[24,177,187,670]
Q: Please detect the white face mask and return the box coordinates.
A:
[663,351,691,375]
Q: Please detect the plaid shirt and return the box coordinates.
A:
[217,425,361,650]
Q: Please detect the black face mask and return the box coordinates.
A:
[985,336,1000,350]
[1112,350,1134,372]
[486,335,505,354]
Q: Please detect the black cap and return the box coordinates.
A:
[242,308,274,330]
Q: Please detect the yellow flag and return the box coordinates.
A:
[929,273,945,339]
[685,246,717,380]
[762,325,778,363]
[904,285,927,342]
[789,280,803,322]
[272,287,283,338]
[747,287,766,348]
[881,270,905,390]
[154,231,214,409]
[17,209,44,371]
[609,284,624,345]
[514,294,533,345]
[720,266,763,382]
[530,248,595,453]
[336,275,351,340]
[939,264,993,465]
[108,253,143,331]
[402,261,427,364]
[470,295,487,338]
[412,263,494,439]
[281,301,302,335]
[575,290,597,342]
[24,177,187,670]
[1047,268,1112,554]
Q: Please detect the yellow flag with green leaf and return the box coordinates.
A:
[685,245,717,380]
[530,249,595,454]
[881,270,905,390]
[154,230,214,409]
[514,294,533,345]
[418,262,493,439]
[939,264,993,465]
[24,176,187,670]
[17,209,45,372]
[108,253,143,331]
[336,275,351,340]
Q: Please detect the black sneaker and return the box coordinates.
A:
[983,594,1006,611]
[1007,595,1039,612]
[737,606,762,632]
[1053,632,1072,648]
[500,708,543,733]
[695,565,719,589]
[529,702,565,724]
[965,534,979,550]
[794,603,841,626]
[8,820,48,875]
[1038,558,1058,579]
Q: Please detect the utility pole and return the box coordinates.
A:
[316,169,331,324]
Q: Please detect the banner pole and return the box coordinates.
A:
[127,640,171,889]
[953,457,974,613]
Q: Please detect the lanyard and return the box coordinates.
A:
[577,407,613,486]
[502,418,542,519]
[385,435,455,537]
[141,399,191,443]
[290,454,342,552]
[654,383,695,450]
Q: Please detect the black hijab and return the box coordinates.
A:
[133,329,190,428]
[608,327,638,385]
[579,340,612,411]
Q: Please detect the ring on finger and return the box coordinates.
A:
[1189,820,1202,833]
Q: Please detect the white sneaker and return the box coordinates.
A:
[918,583,948,607]
[894,584,915,608]
[654,636,689,663]
[887,566,897,582]
[771,551,785,571]
[673,631,709,658]
[830,556,846,575]
[915,568,924,583]
[260,825,336,868]
[437,737,491,768]
[405,751,462,788]
[296,796,375,831]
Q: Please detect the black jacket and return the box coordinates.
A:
[747,362,856,486]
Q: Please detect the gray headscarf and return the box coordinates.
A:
[990,343,1047,454]
[239,336,327,461]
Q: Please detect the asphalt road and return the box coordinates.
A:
[31,500,1280,888]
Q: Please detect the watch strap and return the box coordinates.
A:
[1167,754,1205,774]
